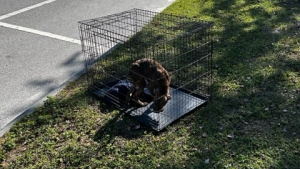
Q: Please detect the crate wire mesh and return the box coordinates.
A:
[79,9,213,131]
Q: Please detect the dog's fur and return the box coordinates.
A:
[127,58,171,112]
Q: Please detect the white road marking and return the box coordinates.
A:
[0,0,80,44]
[0,22,81,44]
[0,0,57,20]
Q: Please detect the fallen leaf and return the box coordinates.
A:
[204,158,210,164]
[227,134,234,139]
[192,148,198,151]
[134,124,140,130]
[203,147,210,153]
[219,126,224,130]
[202,132,208,138]
[283,127,287,133]
[1,162,7,168]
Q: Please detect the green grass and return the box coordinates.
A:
[1,0,300,168]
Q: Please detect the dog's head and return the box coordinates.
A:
[129,62,140,82]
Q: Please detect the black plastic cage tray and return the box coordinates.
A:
[93,82,207,131]
[78,8,213,131]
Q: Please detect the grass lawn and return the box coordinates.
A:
[1,0,300,168]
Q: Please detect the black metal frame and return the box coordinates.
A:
[79,8,213,131]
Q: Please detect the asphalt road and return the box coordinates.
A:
[0,0,175,136]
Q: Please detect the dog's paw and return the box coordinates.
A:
[153,108,164,113]
[137,100,149,107]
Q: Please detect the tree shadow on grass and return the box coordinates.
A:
[173,0,300,168]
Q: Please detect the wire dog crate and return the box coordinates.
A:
[79,9,213,131]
